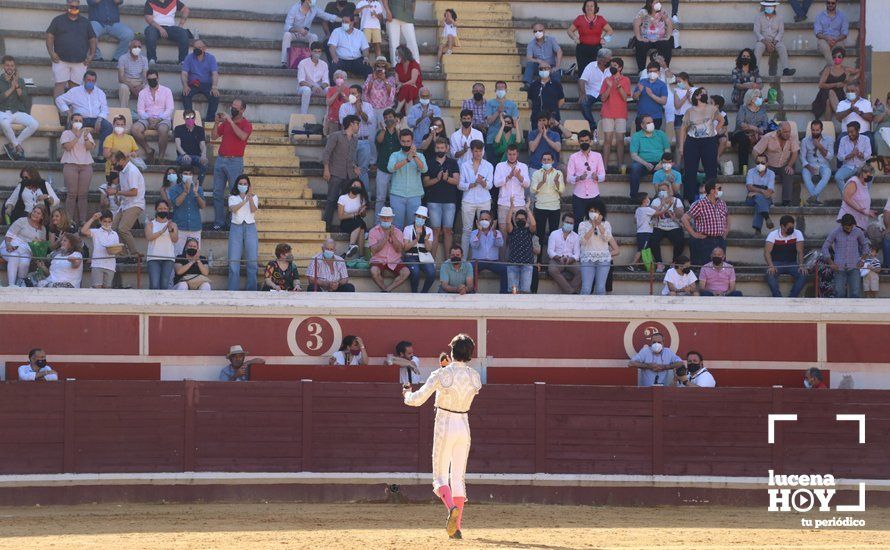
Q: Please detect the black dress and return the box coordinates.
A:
[812,70,847,120]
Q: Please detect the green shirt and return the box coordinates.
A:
[440,260,473,288]
[387,0,416,23]
[387,149,427,198]
[630,130,669,164]
[0,77,31,114]
[376,127,401,174]
[493,132,518,163]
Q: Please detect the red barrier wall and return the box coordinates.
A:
[0,381,886,479]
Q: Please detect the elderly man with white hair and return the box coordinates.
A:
[406,87,441,146]
[752,121,799,206]
[306,238,356,292]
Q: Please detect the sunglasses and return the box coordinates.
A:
[184,115,196,120]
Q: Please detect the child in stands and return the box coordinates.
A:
[435,9,459,71]
[862,242,881,298]
[355,0,385,59]
[630,192,655,271]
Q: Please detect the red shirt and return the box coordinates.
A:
[599,75,630,119]
[573,14,608,46]
[217,117,253,157]
[326,86,347,122]
[687,198,728,237]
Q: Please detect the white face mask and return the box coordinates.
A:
[756,163,767,172]
[653,2,663,12]
[648,72,659,81]
[846,92,857,102]
[479,219,491,229]
[534,31,544,39]
[348,94,357,104]
[419,98,430,106]
[113,126,125,135]
[131,47,141,56]
[72,121,83,130]
[663,163,672,172]
[183,175,193,183]
[496,89,507,99]
[644,122,655,133]
[650,342,664,353]
[716,190,724,198]
[541,162,553,170]
[238,184,249,194]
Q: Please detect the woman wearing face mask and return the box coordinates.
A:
[578,198,619,295]
[263,242,300,292]
[4,166,58,223]
[730,88,769,174]
[325,70,350,135]
[648,182,685,272]
[403,206,436,293]
[671,72,696,132]
[838,164,876,231]
[678,87,722,203]
[420,117,446,159]
[59,113,95,226]
[730,48,762,107]
[493,114,522,163]
[37,232,83,288]
[812,47,860,121]
[228,175,260,291]
[505,202,537,293]
[633,0,674,72]
[80,210,120,289]
[146,199,178,290]
[159,166,178,206]
[173,237,212,291]
[662,255,698,296]
[102,115,138,177]
[338,177,369,259]
[364,56,397,124]
[2,204,47,286]
[394,45,422,115]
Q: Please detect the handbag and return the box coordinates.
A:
[418,251,434,264]
[181,274,212,290]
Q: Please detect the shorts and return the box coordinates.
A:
[340,216,367,234]
[427,202,456,229]
[90,267,115,288]
[52,61,87,84]
[136,118,171,130]
[601,117,626,133]
[364,28,382,44]
[636,232,652,251]
[674,114,685,128]
[863,271,880,292]
[372,262,407,275]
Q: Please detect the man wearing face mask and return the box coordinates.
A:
[744,153,776,236]
[18,349,59,382]
[699,247,742,296]
[46,0,97,99]
[469,210,506,293]
[836,84,874,151]
[387,129,428,229]
[652,152,682,196]
[181,40,220,122]
[629,115,670,198]
[117,39,148,108]
[676,351,716,387]
[628,332,683,386]
[439,244,473,295]
[338,85,377,187]
[753,1,795,76]
[764,215,809,297]
[89,0,135,62]
[527,64,565,126]
[423,137,461,260]
[328,13,372,79]
[55,70,113,155]
[523,23,563,90]
[167,167,205,255]
[484,82,519,163]
[682,179,729,269]
[458,141,494,254]
[133,68,173,162]
[173,109,208,184]
[632,62,668,132]
[406,87,441,147]
[547,213,581,294]
[451,110,484,169]
[211,98,252,230]
[297,42,331,114]
[369,206,411,292]
[461,83,488,135]
[566,130,606,230]
[307,238,356,291]
[106,151,145,261]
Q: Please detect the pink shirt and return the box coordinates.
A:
[493,161,530,206]
[699,262,736,294]
[369,225,405,269]
[363,75,397,109]
[137,85,174,122]
[566,150,606,199]
[60,129,95,165]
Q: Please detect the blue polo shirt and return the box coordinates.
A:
[181,52,219,85]
[527,129,561,169]
[483,98,519,144]
[167,183,205,231]
[636,79,668,121]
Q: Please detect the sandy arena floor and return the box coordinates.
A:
[0,502,887,549]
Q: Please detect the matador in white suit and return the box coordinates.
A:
[403,333,482,540]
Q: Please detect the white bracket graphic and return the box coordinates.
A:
[836,414,866,444]
[768,414,798,444]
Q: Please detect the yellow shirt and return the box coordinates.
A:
[530,168,565,211]
[102,134,138,175]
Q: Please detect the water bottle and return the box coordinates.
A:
[792,92,798,105]
[796,34,803,50]
[207,248,214,267]
[804,38,810,50]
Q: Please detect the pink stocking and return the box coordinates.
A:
[454,496,466,529]
[436,485,455,509]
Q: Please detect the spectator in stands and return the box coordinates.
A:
[220,345,265,381]
[452,109,484,169]
[531,152,564,261]
[325,70,349,135]
[699,246,741,296]
[682,180,729,269]
[394,46,421,115]
[323,114,360,228]
[506,202,537,293]
[485,81,519,163]
[297,42,331,115]
[167,166,203,254]
[5,167,58,222]
[524,23,563,90]
[308,238,355,291]
[144,0,190,64]
[38,231,83,288]
[801,120,834,205]
[406,87,439,147]
[132,68,173,161]
[567,0,613,75]
[814,0,848,63]
[102,115,137,178]
[676,351,716,387]
[567,130,606,227]
[578,47,612,133]
[661,254,697,295]
[629,115,671,198]
[678,88,721,204]
[491,114,521,166]
[180,39,219,122]
[804,367,828,388]
[420,116,446,157]
[19,349,59,382]
[469,210,506,293]
[402,205,435,293]
[528,63,565,124]
[528,115,562,174]
[836,84,874,148]
[108,151,144,260]
[423,137,460,260]
[382,0,420,66]
[282,0,340,67]
[0,56,38,161]
[578,198,617,295]
[834,121,872,195]
[262,243,300,292]
[459,140,493,253]
[46,0,97,99]
[374,109,400,222]
[461,83,488,134]
[338,85,377,187]
[711,95,730,161]
[730,48,762,108]
[753,1,795,76]
[388,129,427,229]
[330,335,368,365]
[652,152,681,196]
[2,205,47,287]
[599,57,630,172]
[730,89,768,174]
[173,237,211,291]
[765,214,808,297]
[548,213,581,294]
[745,155,776,236]
[89,0,133,62]
[813,47,859,121]
[753,122,799,207]
[227,175,259,291]
[629,192,655,271]
[323,0,356,38]
[633,1,674,72]
[434,7,457,72]
[822,213,868,298]
[862,242,881,298]
[59,113,94,226]
[48,207,77,253]
[884,200,890,270]
[494,144,530,234]
[439,243,474,295]
[369,206,410,291]
[838,163,876,231]
[79,210,118,288]
[364,56,397,122]
[634,62,668,131]
[390,341,422,385]
[173,109,207,184]
[212,99,253,230]
[628,331,682,386]
[55,70,112,157]
[356,0,384,59]
[338,177,369,259]
[116,39,148,108]
[145,199,177,289]
[328,13,372,79]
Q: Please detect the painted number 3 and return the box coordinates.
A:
[305,322,324,351]
[288,316,340,357]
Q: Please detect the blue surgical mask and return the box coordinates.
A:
[658,190,668,198]
[419,98,430,106]
[496,89,507,99]
[541,162,553,170]
[415,216,425,226]
[322,249,334,259]
[380,221,392,229]
[166,173,177,184]
[84,81,95,91]
[754,97,764,107]
[538,70,550,79]
[562,222,573,233]
[238,184,249,194]
[764,7,775,14]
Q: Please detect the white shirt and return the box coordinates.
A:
[119,161,146,211]
[399,355,422,385]
[355,0,383,30]
[4,183,60,213]
[54,85,109,120]
[673,86,697,118]
[402,224,433,252]
[17,364,58,381]
[49,250,83,286]
[297,57,330,87]
[328,27,370,59]
[493,161,530,206]
[404,361,482,413]
[337,192,363,215]
[662,266,697,295]
[689,368,716,387]
[229,194,259,225]
[90,226,120,272]
[146,219,175,260]
[458,159,494,204]
[579,63,610,98]
[836,97,873,131]
[449,128,484,166]
[338,101,377,138]
[635,205,657,233]
[547,229,580,261]
[332,350,363,365]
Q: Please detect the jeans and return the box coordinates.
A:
[144,24,190,63]
[177,154,208,184]
[148,259,173,290]
[0,111,39,148]
[629,161,656,198]
[228,222,258,291]
[834,164,858,196]
[90,21,134,60]
[427,202,456,229]
[580,95,599,131]
[375,171,391,225]
[789,0,813,18]
[523,62,562,86]
[766,262,808,297]
[390,194,421,230]
[833,268,862,298]
[356,139,372,188]
[689,236,726,269]
[802,164,831,199]
[406,256,436,293]
[507,264,533,292]
[213,156,243,226]
[82,117,113,150]
[745,194,772,230]
[580,260,611,295]
[682,136,718,204]
[182,82,220,122]
[476,260,507,293]
[571,195,596,231]
[884,236,890,269]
